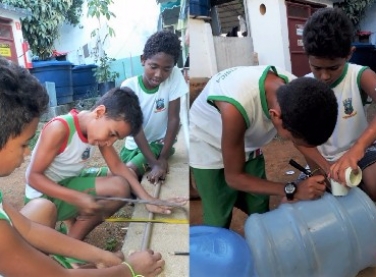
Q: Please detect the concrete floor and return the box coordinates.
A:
[122,129,189,277]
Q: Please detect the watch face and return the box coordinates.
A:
[285,183,296,194]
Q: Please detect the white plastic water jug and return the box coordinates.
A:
[245,187,376,277]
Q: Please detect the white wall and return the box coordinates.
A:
[54,0,160,65]
[246,0,291,71]
[359,3,376,45]
[189,18,217,78]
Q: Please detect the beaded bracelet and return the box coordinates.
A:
[121,261,144,277]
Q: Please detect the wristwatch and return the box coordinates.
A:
[284,182,297,200]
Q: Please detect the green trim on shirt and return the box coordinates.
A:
[60,114,75,146]
[259,66,289,119]
[259,66,271,119]
[207,96,250,128]
[330,63,348,88]
[357,66,371,106]
[138,75,159,94]
[0,192,11,223]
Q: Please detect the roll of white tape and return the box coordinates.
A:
[345,167,362,187]
[330,179,349,196]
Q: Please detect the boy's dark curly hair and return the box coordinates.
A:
[92,87,143,136]
[277,77,338,146]
[0,57,49,150]
[143,30,181,64]
[303,8,354,59]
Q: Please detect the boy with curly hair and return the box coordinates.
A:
[298,8,376,200]
[189,65,338,228]
[119,30,188,184]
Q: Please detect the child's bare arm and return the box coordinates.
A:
[147,98,181,184]
[0,202,133,276]
[100,146,175,214]
[159,98,181,160]
[217,101,325,200]
[134,128,167,182]
[26,121,100,214]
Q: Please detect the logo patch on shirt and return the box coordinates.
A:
[81,147,91,160]
[342,98,357,118]
[155,98,166,112]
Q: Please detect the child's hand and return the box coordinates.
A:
[94,250,123,268]
[295,175,326,200]
[126,250,165,277]
[145,197,187,214]
[75,193,103,216]
[147,158,169,184]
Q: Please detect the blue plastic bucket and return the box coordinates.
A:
[245,187,376,277]
[30,61,73,105]
[190,0,211,18]
[72,64,98,100]
[190,225,256,277]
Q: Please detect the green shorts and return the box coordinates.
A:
[191,154,269,228]
[25,168,108,221]
[119,140,175,175]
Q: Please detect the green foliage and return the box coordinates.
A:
[65,0,84,26]
[335,0,376,28]
[0,0,84,60]
[104,237,117,251]
[87,0,116,40]
[93,52,120,83]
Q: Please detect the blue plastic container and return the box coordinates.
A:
[190,0,211,18]
[72,64,98,100]
[350,42,376,71]
[190,225,256,277]
[245,187,376,277]
[30,61,73,105]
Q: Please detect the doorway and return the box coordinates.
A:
[0,21,18,64]
[286,1,324,76]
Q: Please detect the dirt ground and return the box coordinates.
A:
[0,139,130,252]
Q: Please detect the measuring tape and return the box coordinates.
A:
[105,217,189,224]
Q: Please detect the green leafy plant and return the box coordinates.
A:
[1,0,83,60]
[104,237,117,251]
[87,0,116,61]
[335,0,375,28]
[93,52,119,83]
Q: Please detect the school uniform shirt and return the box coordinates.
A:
[0,192,11,224]
[0,191,11,277]
[25,110,95,199]
[306,63,369,162]
[189,65,296,169]
[121,66,188,150]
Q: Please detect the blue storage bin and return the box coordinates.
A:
[350,42,376,71]
[30,61,73,105]
[190,0,211,18]
[190,225,256,277]
[72,64,98,100]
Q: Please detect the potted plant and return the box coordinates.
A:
[93,51,120,95]
[356,30,372,43]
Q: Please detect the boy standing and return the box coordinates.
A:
[299,8,376,200]
[119,30,188,184]
[189,65,338,228]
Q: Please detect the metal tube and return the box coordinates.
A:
[141,181,162,251]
